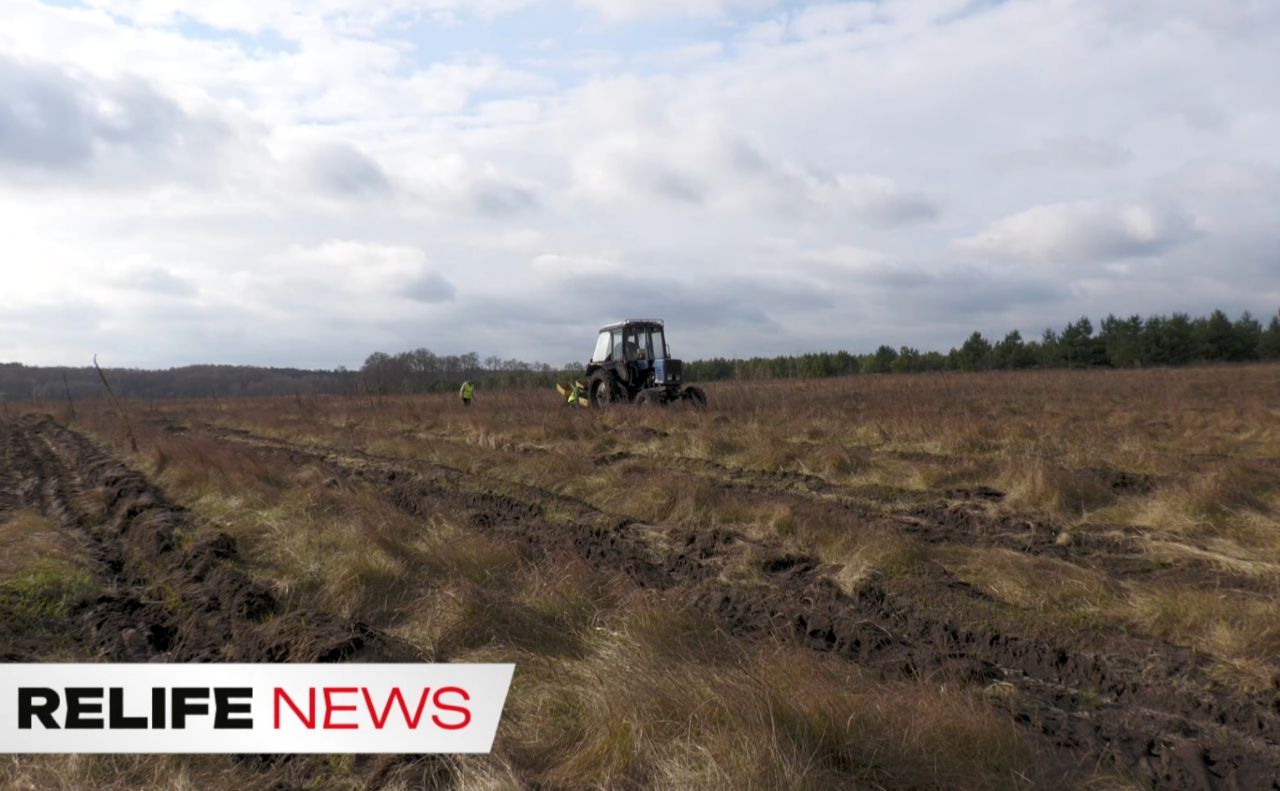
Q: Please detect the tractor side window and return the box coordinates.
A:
[651,329,666,358]
[612,331,624,361]
[592,331,611,362]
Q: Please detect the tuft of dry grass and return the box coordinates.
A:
[1126,586,1280,682]
[1001,454,1119,518]
[941,546,1123,631]
[0,510,90,580]
[501,596,1065,791]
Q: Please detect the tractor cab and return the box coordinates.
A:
[592,321,671,371]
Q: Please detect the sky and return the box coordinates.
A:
[1,0,1278,369]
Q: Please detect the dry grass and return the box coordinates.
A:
[0,510,90,580]
[1127,586,1280,678]
[941,547,1123,627]
[11,363,1278,787]
[499,597,1060,791]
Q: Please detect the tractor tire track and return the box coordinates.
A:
[591,449,1279,596]
[348,424,1166,583]
[194,422,1280,790]
[1,415,413,663]
[1,415,437,789]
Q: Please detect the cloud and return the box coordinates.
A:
[240,242,447,316]
[530,258,833,334]
[955,201,1198,264]
[571,0,782,23]
[999,137,1133,171]
[0,54,230,185]
[302,142,392,196]
[0,56,96,170]
[787,2,878,39]
[109,264,198,297]
[822,175,938,226]
[403,271,457,303]
[471,178,539,216]
[561,78,937,225]
[530,253,617,275]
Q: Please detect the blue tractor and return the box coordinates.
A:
[574,319,707,407]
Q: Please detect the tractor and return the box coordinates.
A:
[557,319,707,407]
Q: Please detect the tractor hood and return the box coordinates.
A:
[654,358,683,385]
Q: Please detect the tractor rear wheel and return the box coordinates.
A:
[589,372,623,407]
[681,385,707,406]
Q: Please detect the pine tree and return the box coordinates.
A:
[1201,309,1237,361]
[993,330,1036,369]
[956,332,993,371]
[1100,314,1143,367]
[1234,311,1263,360]
[1260,313,1280,360]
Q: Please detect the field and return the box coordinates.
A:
[2,365,1279,790]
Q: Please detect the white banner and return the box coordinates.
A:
[0,664,514,753]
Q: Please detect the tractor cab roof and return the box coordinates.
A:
[599,319,664,332]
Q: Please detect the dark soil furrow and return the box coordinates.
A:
[2,415,441,789]
[178,422,1279,602]
[207,422,621,530]
[594,447,1278,595]
[899,499,1280,597]
[6,416,408,663]
[0,423,24,521]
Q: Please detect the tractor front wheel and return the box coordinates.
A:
[636,388,667,406]
[589,372,623,407]
[681,385,707,406]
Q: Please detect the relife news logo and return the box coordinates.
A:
[2,664,514,753]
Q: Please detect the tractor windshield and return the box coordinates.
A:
[624,329,644,360]
[592,331,611,362]
[650,328,667,358]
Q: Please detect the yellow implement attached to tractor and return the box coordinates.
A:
[556,378,590,408]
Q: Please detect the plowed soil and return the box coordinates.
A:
[4,411,1279,789]
[187,421,1280,790]
[1,415,412,664]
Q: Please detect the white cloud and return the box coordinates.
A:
[249,241,439,298]
[787,1,877,39]
[106,257,199,296]
[571,0,781,23]
[0,53,234,186]
[299,141,393,196]
[955,201,1198,264]
[998,137,1133,171]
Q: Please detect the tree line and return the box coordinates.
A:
[357,350,575,394]
[685,309,1280,381]
[3,308,1277,402]
[0,363,361,402]
[0,354,575,402]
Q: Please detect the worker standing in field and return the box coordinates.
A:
[459,380,475,407]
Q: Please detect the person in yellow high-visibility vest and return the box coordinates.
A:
[459,380,475,406]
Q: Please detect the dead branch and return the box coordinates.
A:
[93,354,138,452]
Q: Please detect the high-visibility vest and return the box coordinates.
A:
[461,382,474,399]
